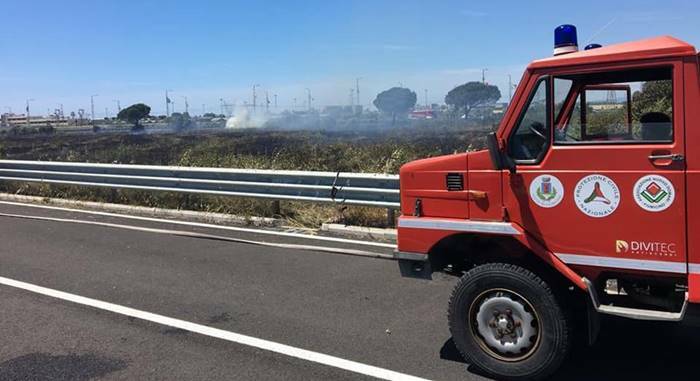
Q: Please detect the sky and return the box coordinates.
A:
[1,0,699,117]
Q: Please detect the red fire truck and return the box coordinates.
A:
[396,25,700,380]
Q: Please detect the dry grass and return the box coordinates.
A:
[0,125,486,227]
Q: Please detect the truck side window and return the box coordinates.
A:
[555,67,673,144]
[554,78,573,121]
[508,78,549,162]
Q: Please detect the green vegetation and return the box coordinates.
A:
[117,103,151,131]
[373,87,417,125]
[445,81,501,120]
[632,80,673,122]
[169,112,195,132]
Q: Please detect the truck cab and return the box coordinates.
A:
[397,25,700,380]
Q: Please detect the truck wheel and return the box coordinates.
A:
[448,263,570,381]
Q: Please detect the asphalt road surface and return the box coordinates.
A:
[0,201,699,381]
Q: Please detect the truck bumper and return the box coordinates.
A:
[395,251,432,280]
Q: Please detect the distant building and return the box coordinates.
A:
[1,113,69,127]
[491,102,509,115]
[409,109,435,119]
[0,113,68,127]
[322,105,363,117]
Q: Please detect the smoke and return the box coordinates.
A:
[225,107,269,129]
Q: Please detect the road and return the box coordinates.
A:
[0,200,699,381]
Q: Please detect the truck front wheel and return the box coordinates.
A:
[448,263,571,380]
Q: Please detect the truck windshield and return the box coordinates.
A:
[508,78,549,161]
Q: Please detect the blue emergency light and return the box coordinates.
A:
[554,24,578,55]
[585,43,602,50]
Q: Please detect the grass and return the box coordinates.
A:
[0,124,487,227]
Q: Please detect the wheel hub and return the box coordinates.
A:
[472,290,539,361]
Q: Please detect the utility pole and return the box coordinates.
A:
[508,74,513,101]
[90,94,98,122]
[165,89,172,116]
[482,68,488,84]
[181,96,189,114]
[58,103,64,119]
[356,77,361,107]
[305,88,312,111]
[26,98,34,128]
[113,99,121,114]
[252,84,260,114]
[293,98,297,110]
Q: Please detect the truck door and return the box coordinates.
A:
[503,63,687,277]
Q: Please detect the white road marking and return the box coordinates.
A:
[0,200,395,248]
[0,275,431,381]
[0,212,394,259]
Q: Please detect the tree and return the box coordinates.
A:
[373,87,417,125]
[169,112,193,131]
[631,80,672,122]
[117,103,151,131]
[445,81,501,120]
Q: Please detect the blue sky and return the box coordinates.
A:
[1,0,699,116]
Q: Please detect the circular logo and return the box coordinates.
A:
[633,175,675,212]
[529,175,564,208]
[574,174,620,218]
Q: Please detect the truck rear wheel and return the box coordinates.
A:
[448,263,570,380]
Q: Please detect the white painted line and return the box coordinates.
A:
[398,217,520,235]
[555,253,687,274]
[0,200,395,249]
[0,275,430,381]
[0,212,394,260]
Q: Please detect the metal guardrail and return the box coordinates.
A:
[0,160,400,209]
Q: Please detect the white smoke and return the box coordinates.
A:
[225,107,269,129]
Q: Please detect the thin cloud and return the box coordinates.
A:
[623,11,684,23]
[439,68,482,76]
[381,44,418,51]
[460,10,487,17]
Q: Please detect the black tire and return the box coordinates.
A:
[448,263,570,380]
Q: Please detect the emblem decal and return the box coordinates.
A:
[633,175,675,212]
[529,175,564,208]
[574,174,620,218]
[616,240,629,253]
[615,239,677,257]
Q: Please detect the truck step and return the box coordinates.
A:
[583,278,687,322]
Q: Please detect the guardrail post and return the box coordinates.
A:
[386,208,395,227]
[272,200,281,216]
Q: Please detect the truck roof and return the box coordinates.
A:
[529,36,696,69]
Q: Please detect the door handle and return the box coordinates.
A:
[648,153,684,162]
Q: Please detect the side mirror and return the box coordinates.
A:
[486,132,516,173]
